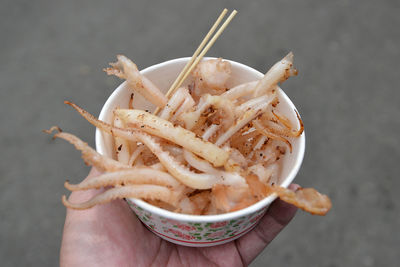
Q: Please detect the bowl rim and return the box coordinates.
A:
[96,57,305,222]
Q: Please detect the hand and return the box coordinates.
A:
[60,168,298,267]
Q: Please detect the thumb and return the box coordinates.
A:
[235,184,299,265]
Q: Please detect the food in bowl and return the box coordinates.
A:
[46,53,331,216]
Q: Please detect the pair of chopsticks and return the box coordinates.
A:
[154,8,237,115]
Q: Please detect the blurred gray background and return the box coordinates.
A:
[1,0,399,266]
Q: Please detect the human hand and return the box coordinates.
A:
[60,168,298,267]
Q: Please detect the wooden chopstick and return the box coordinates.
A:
[173,10,237,93]
[154,9,237,115]
[165,8,228,99]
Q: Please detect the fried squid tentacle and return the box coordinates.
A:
[259,109,304,139]
[180,94,235,130]
[253,135,268,150]
[215,93,276,146]
[62,185,176,210]
[138,133,245,189]
[182,149,247,187]
[253,119,293,152]
[65,168,181,191]
[128,145,145,166]
[183,149,218,174]
[201,124,220,141]
[248,162,280,185]
[159,87,187,120]
[272,110,304,137]
[52,53,332,215]
[173,91,195,122]
[222,81,258,100]
[45,128,130,172]
[253,52,298,97]
[113,115,130,164]
[271,110,292,129]
[212,184,255,213]
[65,101,228,167]
[61,104,232,189]
[262,120,295,138]
[140,134,220,189]
[269,186,332,216]
[192,58,232,95]
[104,55,167,108]
[236,94,277,115]
[175,197,197,214]
[115,109,229,167]
[149,162,166,171]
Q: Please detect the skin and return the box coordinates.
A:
[60,168,298,267]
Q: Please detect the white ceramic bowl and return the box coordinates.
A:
[96,57,305,247]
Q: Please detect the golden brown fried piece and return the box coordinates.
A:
[44,127,129,172]
[269,185,332,216]
[64,168,181,191]
[253,119,293,152]
[104,55,167,108]
[48,53,331,216]
[115,109,229,167]
[62,185,177,210]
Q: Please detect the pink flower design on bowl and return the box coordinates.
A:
[208,230,226,238]
[210,221,228,229]
[176,224,196,231]
[166,219,180,225]
[168,228,195,240]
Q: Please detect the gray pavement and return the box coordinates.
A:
[1,0,399,266]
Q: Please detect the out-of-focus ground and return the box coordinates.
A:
[1,0,399,266]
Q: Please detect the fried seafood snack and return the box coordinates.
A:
[47,53,331,216]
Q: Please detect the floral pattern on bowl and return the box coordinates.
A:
[127,199,268,247]
[97,58,305,247]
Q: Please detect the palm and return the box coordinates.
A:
[60,170,297,267]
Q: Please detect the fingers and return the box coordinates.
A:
[235,184,299,265]
[60,169,146,267]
